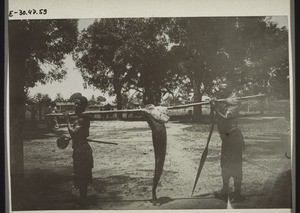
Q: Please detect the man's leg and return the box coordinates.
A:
[79,182,88,206]
[221,169,230,193]
[231,167,245,202]
[231,140,245,202]
[214,168,230,200]
[215,141,230,200]
[233,169,242,194]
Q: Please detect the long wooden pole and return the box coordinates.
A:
[46,94,266,117]
[63,136,118,145]
[167,94,265,110]
[24,131,118,145]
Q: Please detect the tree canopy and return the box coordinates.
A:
[74,18,179,108]
[9,19,78,176]
[74,17,289,113]
[9,19,78,90]
[166,17,289,117]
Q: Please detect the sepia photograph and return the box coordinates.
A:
[6,1,294,212]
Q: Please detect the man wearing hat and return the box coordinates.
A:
[64,95,93,207]
[210,81,245,203]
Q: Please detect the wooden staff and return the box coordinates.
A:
[60,136,118,145]
[191,121,215,196]
[24,131,118,145]
[167,93,266,110]
[46,108,144,117]
[46,94,266,117]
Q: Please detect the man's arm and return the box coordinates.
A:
[210,99,227,119]
[214,107,228,119]
[64,113,85,137]
[210,99,239,120]
[67,121,83,137]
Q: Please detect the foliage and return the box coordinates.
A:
[54,93,66,102]
[74,18,179,107]
[9,19,78,174]
[97,96,106,103]
[167,17,289,100]
[74,17,289,111]
[33,93,51,105]
[88,95,97,105]
[9,19,78,89]
[224,17,289,98]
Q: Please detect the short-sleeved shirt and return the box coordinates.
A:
[216,97,240,135]
[71,114,91,149]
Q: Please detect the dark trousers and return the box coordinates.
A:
[220,129,244,193]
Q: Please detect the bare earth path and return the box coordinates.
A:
[15,117,292,210]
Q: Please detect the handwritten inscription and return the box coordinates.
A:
[9,9,47,17]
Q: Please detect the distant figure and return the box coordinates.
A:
[30,106,37,129]
[25,107,32,121]
[142,104,170,204]
[64,96,93,207]
[47,102,59,130]
[103,103,112,119]
[210,82,245,203]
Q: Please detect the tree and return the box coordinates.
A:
[74,18,178,110]
[121,18,177,105]
[96,95,106,103]
[33,93,52,120]
[54,93,65,102]
[74,19,130,112]
[74,17,288,119]
[9,19,78,182]
[167,17,289,119]
[88,95,97,105]
[167,17,237,119]
[238,18,289,99]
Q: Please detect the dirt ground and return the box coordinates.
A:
[11,116,292,210]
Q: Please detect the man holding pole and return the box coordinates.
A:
[64,95,93,207]
[210,82,245,203]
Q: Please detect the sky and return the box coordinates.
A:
[27,16,288,102]
[28,19,111,102]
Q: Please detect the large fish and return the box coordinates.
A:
[142,104,169,203]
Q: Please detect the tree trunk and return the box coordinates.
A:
[143,86,153,105]
[153,87,162,106]
[193,81,203,121]
[9,21,31,209]
[38,103,42,121]
[9,44,27,210]
[143,83,161,106]
[9,50,26,179]
[114,82,123,119]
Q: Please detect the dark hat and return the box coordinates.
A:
[56,136,70,149]
[76,96,88,106]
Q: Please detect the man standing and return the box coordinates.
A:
[64,96,93,207]
[210,82,245,203]
[47,102,59,130]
